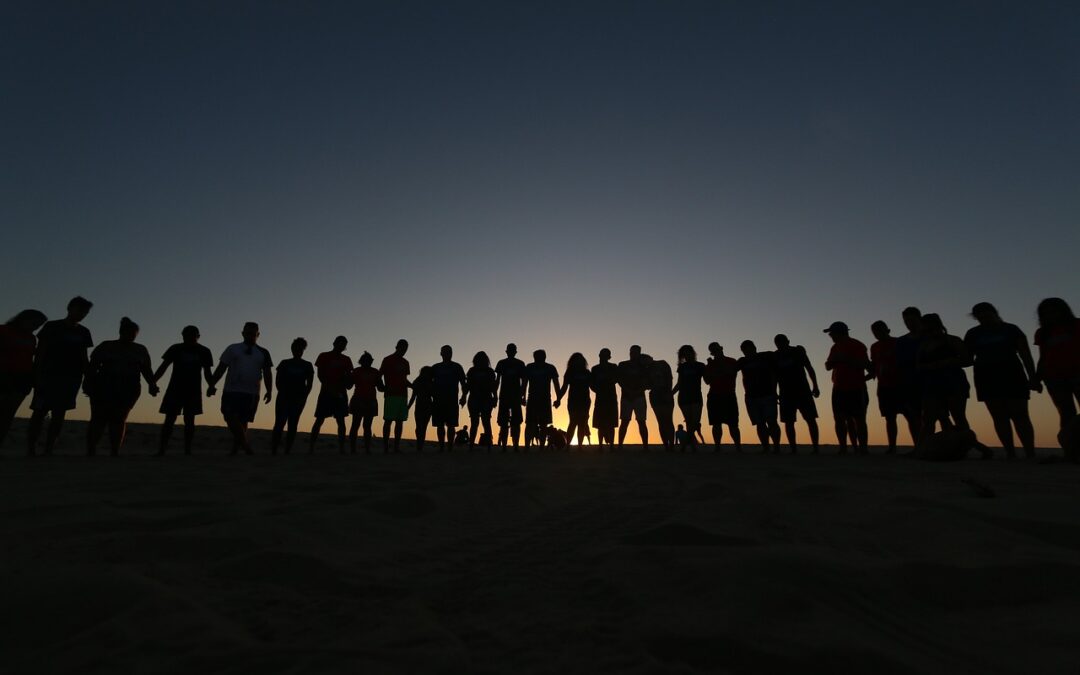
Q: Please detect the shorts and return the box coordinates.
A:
[383,395,408,422]
[431,396,459,427]
[314,391,349,419]
[620,394,647,423]
[568,406,590,428]
[468,398,494,419]
[744,395,778,426]
[526,397,553,427]
[30,375,82,412]
[222,391,259,423]
[90,397,135,420]
[876,386,903,417]
[973,366,1029,403]
[160,386,203,416]
[707,391,739,425]
[275,395,306,424]
[832,389,869,418]
[350,397,378,419]
[498,400,523,426]
[778,390,817,423]
[679,398,703,430]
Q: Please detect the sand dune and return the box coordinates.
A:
[2,420,1078,674]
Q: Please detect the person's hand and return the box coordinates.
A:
[812,386,820,398]
[553,399,561,409]
[149,384,160,397]
[263,391,272,404]
[206,386,217,397]
[459,395,467,407]
[521,395,527,406]
[1030,378,1044,393]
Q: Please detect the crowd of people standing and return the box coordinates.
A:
[1,296,1078,460]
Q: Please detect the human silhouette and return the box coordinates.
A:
[431,345,468,452]
[738,340,781,451]
[674,424,688,447]
[824,321,871,454]
[209,322,273,455]
[645,355,676,450]
[1034,297,1080,459]
[84,317,158,456]
[271,338,314,454]
[454,426,471,446]
[964,303,1040,460]
[465,351,497,450]
[704,343,741,452]
[545,425,569,450]
[494,343,526,450]
[154,325,213,455]
[868,321,903,453]
[310,336,354,454]
[27,296,93,456]
[348,352,383,454]
[0,309,47,447]
[617,345,650,450]
[895,306,924,445]
[380,339,411,452]
[407,366,434,451]
[557,352,592,448]
[773,334,821,454]
[590,348,618,451]
[672,345,706,452]
[523,349,560,449]
[915,314,976,450]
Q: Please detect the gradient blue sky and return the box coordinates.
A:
[2,1,1077,445]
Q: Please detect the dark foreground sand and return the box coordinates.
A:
[2,421,1079,674]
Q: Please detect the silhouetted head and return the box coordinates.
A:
[395,339,409,356]
[774,334,790,349]
[1037,297,1075,329]
[740,340,757,356]
[971,302,1000,326]
[630,345,642,360]
[473,351,490,368]
[567,352,587,373]
[333,336,348,352]
[506,343,517,358]
[359,351,374,367]
[677,344,697,364]
[66,296,92,323]
[902,306,922,334]
[417,365,433,382]
[440,345,453,361]
[241,322,259,345]
[824,321,849,343]
[291,337,307,358]
[119,317,139,342]
[599,348,611,363]
[181,325,200,343]
[6,309,47,333]
[871,320,890,341]
[921,313,946,336]
[533,349,547,364]
[708,342,722,358]
[677,424,684,431]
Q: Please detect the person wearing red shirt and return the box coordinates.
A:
[310,336,354,454]
[0,309,47,446]
[348,351,383,454]
[1034,297,1080,456]
[869,320,905,453]
[380,339,411,452]
[704,342,741,452]
[824,321,871,454]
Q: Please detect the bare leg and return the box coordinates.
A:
[45,411,65,455]
[108,414,127,456]
[335,417,346,454]
[349,416,362,454]
[416,422,428,451]
[86,414,106,456]
[159,413,178,455]
[183,413,195,454]
[392,421,403,452]
[363,415,374,452]
[27,408,48,455]
[637,419,649,450]
[783,421,798,453]
[729,424,742,452]
[1011,401,1035,458]
[884,415,898,453]
[309,417,325,454]
[807,418,819,453]
[986,400,1015,458]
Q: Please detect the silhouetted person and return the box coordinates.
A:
[494,343,526,450]
[84,317,158,456]
[431,345,468,452]
[645,355,675,450]
[523,349,560,449]
[454,426,470,446]
[674,424,688,446]
[672,345,706,452]
[349,352,383,454]
[773,334,821,454]
[0,309,47,447]
[271,338,313,454]
[916,314,974,446]
[557,352,592,448]
[209,322,272,455]
[380,339,411,452]
[154,325,213,455]
[465,351,496,450]
[1034,297,1080,458]
[965,303,1040,459]
[738,340,780,451]
[869,321,903,453]
[824,321,871,454]
[591,348,618,451]
[310,336,354,454]
[895,306,924,445]
[617,345,650,450]
[27,296,93,456]
[407,366,434,451]
[704,343,741,452]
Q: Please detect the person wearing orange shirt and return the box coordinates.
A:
[824,321,871,454]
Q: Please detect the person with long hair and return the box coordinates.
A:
[557,352,592,448]
[590,348,618,451]
[271,338,313,454]
[916,313,973,441]
[154,325,214,455]
[1034,297,1080,455]
[672,345,706,451]
[964,302,1039,459]
[84,317,158,456]
[0,309,47,446]
[646,354,675,450]
[466,351,497,450]
[407,366,434,451]
[348,352,382,454]
[27,296,93,456]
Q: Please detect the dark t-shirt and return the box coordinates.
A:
[895,333,922,389]
[276,358,314,400]
[87,340,151,399]
[495,357,526,397]
[315,351,354,394]
[964,323,1025,369]
[161,343,213,395]
[525,362,559,401]
[563,368,592,411]
[773,346,812,396]
[350,366,382,401]
[36,320,93,378]
[467,366,497,400]
[617,358,649,398]
[676,361,706,402]
[431,361,467,400]
[738,352,778,398]
[591,362,618,400]
[704,356,738,395]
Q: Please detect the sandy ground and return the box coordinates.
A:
[2,420,1079,675]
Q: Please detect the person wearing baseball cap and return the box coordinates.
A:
[824,321,872,454]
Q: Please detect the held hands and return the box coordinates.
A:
[207,386,217,397]
[1030,378,1044,394]
[554,398,561,409]
[263,391,272,404]
[459,395,467,407]
[149,384,160,397]
[521,395,527,406]
[812,386,820,398]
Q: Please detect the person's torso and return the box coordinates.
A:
[166,343,210,389]
[591,363,618,397]
[432,361,464,396]
[526,363,555,397]
[648,360,673,391]
[496,358,525,394]
[871,338,899,387]
[966,324,1021,368]
[566,370,592,405]
[830,338,867,390]
[351,366,381,400]
[276,358,312,397]
[739,353,776,396]
[0,325,36,374]
[316,352,353,391]
[1036,320,1080,378]
[467,367,496,397]
[676,361,705,397]
[93,341,147,388]
[774,347,810,393]
[38,320,92,374]
[380,354,410,394]
[618,359,646,395]
[223,343,270,393]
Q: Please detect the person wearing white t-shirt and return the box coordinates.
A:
[209,322,273,454]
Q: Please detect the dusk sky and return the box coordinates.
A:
[3,2,1077,445]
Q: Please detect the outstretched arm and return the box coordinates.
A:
[208,363,228,395]
[153,360,170,384]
